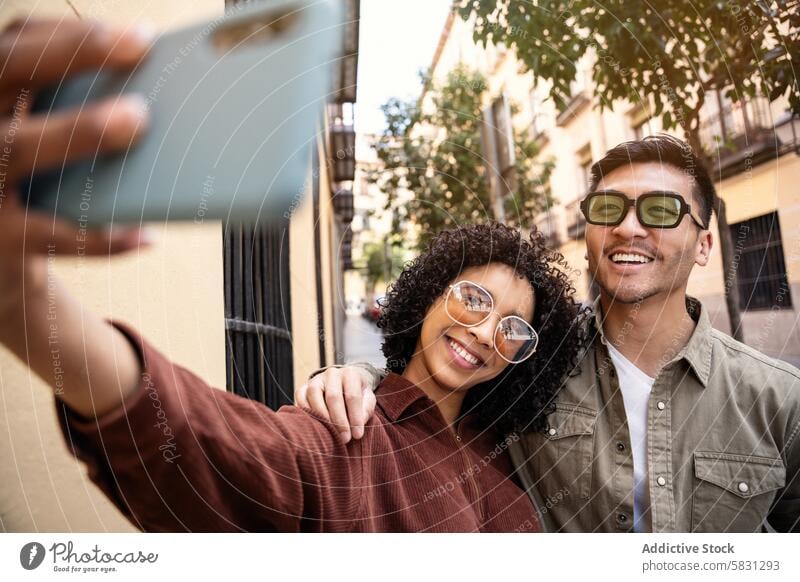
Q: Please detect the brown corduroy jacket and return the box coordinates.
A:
[57,323,538,532]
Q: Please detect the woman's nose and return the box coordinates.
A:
[466,315,497,348]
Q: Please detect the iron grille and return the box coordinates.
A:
[223,222,294,409]
[730,211,793,311]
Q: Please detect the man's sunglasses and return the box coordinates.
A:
[580,190,706,229]
[445,280,539,364]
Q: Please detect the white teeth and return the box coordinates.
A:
[448,339,480,366]
[611,252,652,264]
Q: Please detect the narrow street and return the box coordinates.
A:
[343,314,386,369]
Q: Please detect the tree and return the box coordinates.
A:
[369,65,554,250]
[361,239,407,291]
[458,0,800,341]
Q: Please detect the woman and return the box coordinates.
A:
[57,222,586,532]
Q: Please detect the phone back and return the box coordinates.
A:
[27,0,341,225]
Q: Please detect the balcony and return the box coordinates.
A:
[699,95,792,180]
[330,0,360,103]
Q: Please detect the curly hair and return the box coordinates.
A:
[377,221,590,435]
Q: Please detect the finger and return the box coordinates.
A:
[4,17,78,35]
[322,370,351,443]
[0,188,151,262]
[4,95,149,183]
[342,367,366,439]
[304,378,331,422]
[0,19,156,92]
[363,388,377,423]
[13,206,151,256]
[294,383,310,409]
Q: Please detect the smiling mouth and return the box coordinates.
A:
[446,336,485,367]
[609,252,654,265]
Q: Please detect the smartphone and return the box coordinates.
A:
[25,0,342,225]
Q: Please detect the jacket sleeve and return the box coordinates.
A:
[56,322,364,532]
[767,418,800,532]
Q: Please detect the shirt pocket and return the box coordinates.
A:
[533,404,596,501]
[691,451,786,532]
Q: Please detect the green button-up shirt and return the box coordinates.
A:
[507,296,800,532]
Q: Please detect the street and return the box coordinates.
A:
[343,314,386,369]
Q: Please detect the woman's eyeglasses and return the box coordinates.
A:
[444,280,539,364]
[580,190,706,229]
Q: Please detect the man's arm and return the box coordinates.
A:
[767,420,800,532]
[294,363,386,443]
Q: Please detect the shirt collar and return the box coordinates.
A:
[591,295,712,387]
[375,373,432,422]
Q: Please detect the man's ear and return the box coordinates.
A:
[695,228,713,267]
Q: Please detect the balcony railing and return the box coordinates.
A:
[699,94,787,180]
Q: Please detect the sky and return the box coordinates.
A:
[354,0,454,136]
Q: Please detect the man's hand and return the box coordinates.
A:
[295,367,377,443]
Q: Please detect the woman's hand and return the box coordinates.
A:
[0,16,155,418]
[0,17,154,289]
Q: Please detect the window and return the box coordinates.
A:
[576,144,593,193]
[628,105,654,140]
[480,93,517,217]
[566,200,587,240]
[529,90,546,138]
[223,221,294,409]
[491,94,515,188]
[535,209,561,248]
[730,212,793,311]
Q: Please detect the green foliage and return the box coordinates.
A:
[457,0,799,154]
[369,65,554,250]
[362,240,407,285]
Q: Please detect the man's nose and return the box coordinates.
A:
[611,206,648,238]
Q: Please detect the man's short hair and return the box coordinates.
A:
[588,134,715,228]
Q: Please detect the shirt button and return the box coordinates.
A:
[548,428,557,436]
[616,442,625,452]
[657,401,666,410]
[738,482,749,493]
[657,476,666,486]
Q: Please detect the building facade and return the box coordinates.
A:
[423,8,800,365]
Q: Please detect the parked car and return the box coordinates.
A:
[363,295,385,323]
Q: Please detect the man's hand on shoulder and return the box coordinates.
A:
[295,365,379,443]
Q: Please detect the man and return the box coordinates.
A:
[298,135,800,532]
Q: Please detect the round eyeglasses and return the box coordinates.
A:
[444,280,539,364]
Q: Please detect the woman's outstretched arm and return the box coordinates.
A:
[57,324,364,532]
[0,18,156,418]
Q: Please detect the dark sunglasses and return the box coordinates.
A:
[580,190,706,229]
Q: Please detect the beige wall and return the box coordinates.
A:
[0,0,226,532]
[289,153,323,383]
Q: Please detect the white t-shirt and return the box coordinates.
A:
[606,342,656,532]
